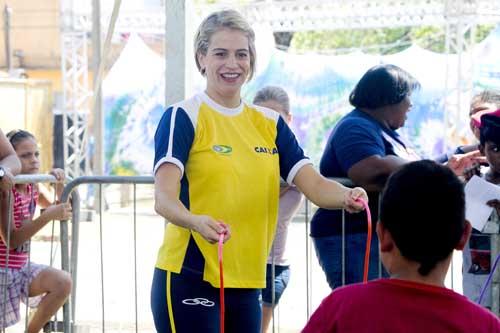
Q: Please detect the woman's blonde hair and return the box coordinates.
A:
[194,9,256,80]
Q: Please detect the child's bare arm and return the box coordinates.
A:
[1,202,72,249]
[37,184,53,208]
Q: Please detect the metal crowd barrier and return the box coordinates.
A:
[59,176,500,331]
[490,221,500,315]
[59,175,350,333]
[59,176,153,333]
[3,175,497,332]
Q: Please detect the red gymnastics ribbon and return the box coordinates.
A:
[218,232,225,333]
[356,198,372,283]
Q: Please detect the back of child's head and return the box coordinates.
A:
[6,129,35,150]
[380,160,465,276]
[480,112,500,145]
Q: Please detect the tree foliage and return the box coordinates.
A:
[289,25,495,54]
[193,0,495,54]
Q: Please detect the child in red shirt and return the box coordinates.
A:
[303,160,500,333]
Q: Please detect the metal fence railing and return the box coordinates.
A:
[59,176,153,333]
[1,175,498,332]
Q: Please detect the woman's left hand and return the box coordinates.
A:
[343,187,368,213]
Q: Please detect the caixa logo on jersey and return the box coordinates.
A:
[254,146,278,155]
[212,145,232,155]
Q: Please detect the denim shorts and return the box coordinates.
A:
[312,233,387,289]
[261,264,290,306]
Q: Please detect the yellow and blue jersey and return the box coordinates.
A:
[153,92,310,288]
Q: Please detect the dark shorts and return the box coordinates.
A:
[261,264,290,306]
[151,268,262,333]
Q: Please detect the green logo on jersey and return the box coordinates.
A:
[212,145,233,155]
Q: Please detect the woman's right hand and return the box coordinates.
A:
[43,202,72,221]
[192,215,231,244]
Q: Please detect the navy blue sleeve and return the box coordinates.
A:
[275,117,311,184]
[153,106,195,175]
[334,119,385,173]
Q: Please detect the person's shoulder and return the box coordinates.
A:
[311,282,376,316]
[246,103,280,122]
[161,94,203,126]
[460,298,500,329]
[169,94,202,114]
[410,282,500,326]
[328,280,375,299]
[335,110,379,132]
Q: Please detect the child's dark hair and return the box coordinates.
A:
[6,129,35,149]
[349,64,421,109]
[479,113,500,145]
[380,160,465,276]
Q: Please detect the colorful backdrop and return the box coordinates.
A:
[103,26,500,175]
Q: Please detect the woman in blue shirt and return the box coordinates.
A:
[311,64,421,289]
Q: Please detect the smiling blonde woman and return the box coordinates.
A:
[151,9,368,333]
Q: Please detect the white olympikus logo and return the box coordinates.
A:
[182,298,215,307]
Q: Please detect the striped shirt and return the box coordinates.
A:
[0,184,38,268]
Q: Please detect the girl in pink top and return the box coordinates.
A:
[0,130,72,332]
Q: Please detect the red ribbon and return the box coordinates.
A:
[218,232,225,333]
[356,198,372,283]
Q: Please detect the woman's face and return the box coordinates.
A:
[15,138,40,174]
[385,96,412,130]
[197,28,251,106]
[256,100,291,124]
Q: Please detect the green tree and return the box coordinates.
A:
[290,25,495,54]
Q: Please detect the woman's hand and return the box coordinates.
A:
[192,215,231,244]
[343,187,368,213]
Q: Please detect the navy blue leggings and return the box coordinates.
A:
[151,268,261,333]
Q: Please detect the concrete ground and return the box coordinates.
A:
[6,185,464,333]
